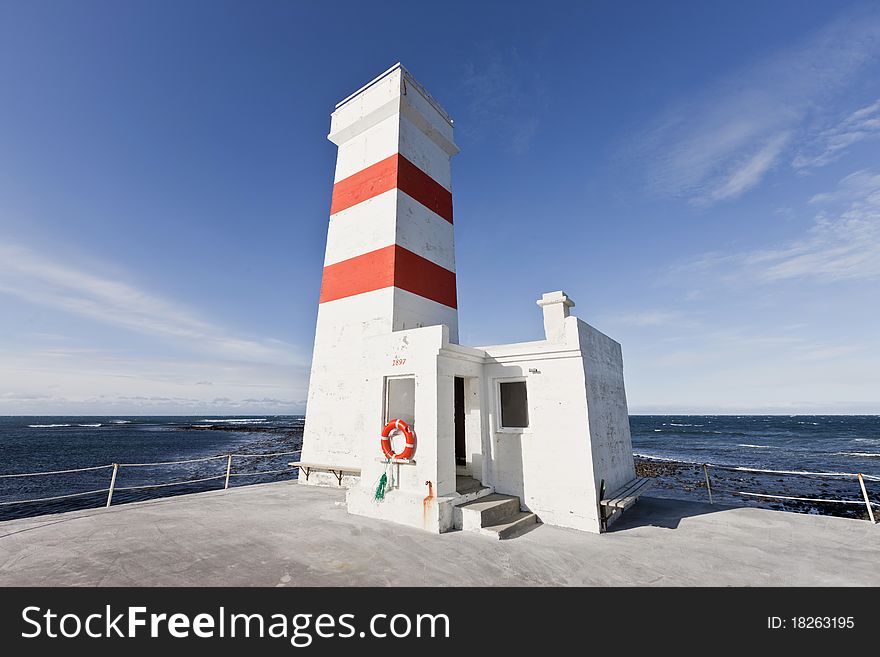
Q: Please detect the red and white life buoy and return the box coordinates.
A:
[380,419,415,461]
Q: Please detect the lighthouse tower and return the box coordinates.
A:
[299,64,636,536]
[300,64,460,479]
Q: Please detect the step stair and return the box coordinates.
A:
[454,476,494,504]
[456,491,538,539]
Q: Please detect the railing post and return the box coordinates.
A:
[106,464,119,507]
[224,454,233,490]
[703,464,713,505]
[857,474,875,523]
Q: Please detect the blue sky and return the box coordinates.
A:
[1,0,878,415]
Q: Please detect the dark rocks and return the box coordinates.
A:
[635,455,876,522]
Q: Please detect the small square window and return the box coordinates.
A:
[499,381,529,429]
[385,377,415,426]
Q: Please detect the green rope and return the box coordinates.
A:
[374,472,388,501]
[374,459,391,502]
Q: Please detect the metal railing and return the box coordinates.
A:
[697,462,878,523]
[0,450,302,512]
[6,451,878,524]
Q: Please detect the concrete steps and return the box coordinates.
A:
[482,511,538,540]
[454,476,494,505]
[455,490,538,539]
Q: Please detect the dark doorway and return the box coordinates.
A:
[454,376,466,465]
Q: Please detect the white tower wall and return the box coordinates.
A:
[301,64,459,478]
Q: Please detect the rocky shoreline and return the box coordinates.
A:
[635,456,876,521]
[184,423,301,434]
[182,423,303,457]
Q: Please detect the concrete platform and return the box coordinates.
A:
[0,481,876,586]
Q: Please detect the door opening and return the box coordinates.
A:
[454,376,466,466]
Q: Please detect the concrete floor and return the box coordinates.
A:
[0,481,877,586]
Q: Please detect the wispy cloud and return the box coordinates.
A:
[632,6,880,205]
[703,132,792,204]
[747,170,880,282]
[626,323,879,414]
[668,168,880,283]
[793,98,880,171]
[806,168,880,205]
[0,345,308,414]
[0,242,303,364]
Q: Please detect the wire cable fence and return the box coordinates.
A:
[639,456,878,523]
[0,450,302,519]
[5,451,877,523]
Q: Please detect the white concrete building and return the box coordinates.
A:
[299,64,636,536]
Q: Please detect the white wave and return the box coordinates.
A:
[633,452,682,462]
[634,454,876,479]
[191,425,212,428]
[653,429,662,432]
[854,438,879,443]
[200,418,267,424]
[737,444,775,449]
[111,420,131,424]
[28,424,71,428]
[78,423,102,428]
[835,452,880,458]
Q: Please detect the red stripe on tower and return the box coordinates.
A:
[396,156,453,223]
[394,246,457,308]
[329,155,398,216]
[329,154,453,223]
[319,245,396,304]
[319,245,457,308]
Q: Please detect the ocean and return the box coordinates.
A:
[631,415,880,518]
[0,416,303,521]
[1,415,878,522]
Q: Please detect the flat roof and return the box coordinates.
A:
[335,62,454,126]
[1,481,876,586]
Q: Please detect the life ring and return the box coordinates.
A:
[380,419,415,461]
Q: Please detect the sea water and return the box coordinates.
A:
[631,415,880,517]
[0,416,303,520]
[1,415,877,521]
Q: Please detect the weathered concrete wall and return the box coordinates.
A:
[310,287,635,534]
[480,340,600,532]
[579,320,636,501]
[346,325,459,533]
[474,293,635,533]
[301,288,393,471]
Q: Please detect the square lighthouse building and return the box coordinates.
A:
[299,64,637,535]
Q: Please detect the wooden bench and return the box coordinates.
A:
[288,462,361,486]
[599,477,653,531]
